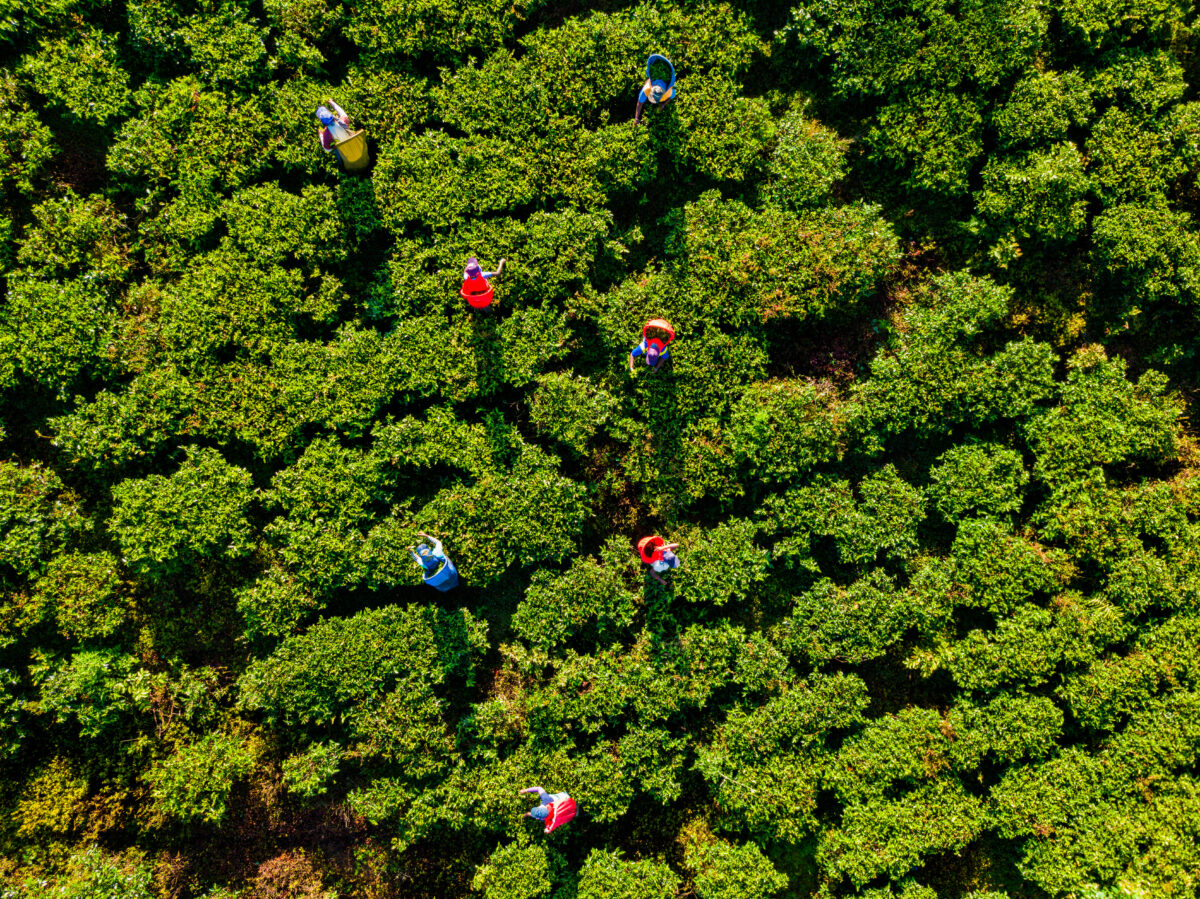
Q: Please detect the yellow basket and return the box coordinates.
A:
[334,130,369,171]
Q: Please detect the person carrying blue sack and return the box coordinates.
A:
[634,54,676,125]
[410,531,459,591]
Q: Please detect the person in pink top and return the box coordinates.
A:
[316,100,352,159]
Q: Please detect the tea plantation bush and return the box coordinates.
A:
[1,0,1200,896]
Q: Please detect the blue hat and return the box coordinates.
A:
[315,105,335,126]
[646,345,660,366]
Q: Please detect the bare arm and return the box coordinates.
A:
[635,99,645,125]
[327,99,350,123]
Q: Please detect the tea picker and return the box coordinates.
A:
[518,786,577,834]
[638,535,681,584]
[461,256,505,310]
[316,99,369,171]
[629,318,675,374]
[634,54,677,125]
[410,532,459,591]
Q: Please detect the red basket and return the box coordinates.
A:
[544,797,577,834]
[637,535,665,565]
[461,282,494,309]
[643,318,675,344]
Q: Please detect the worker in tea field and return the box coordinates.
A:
[410,532,459,591]
[634,54,677,125]
[638,536,681,584]
[629,318,675,374]
[315,100,369,171]
[463,256,504,288]
[316,103,351,151]
[519,786,577,833]
[461,256,505,309]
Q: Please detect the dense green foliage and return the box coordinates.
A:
[2,0,1200,896]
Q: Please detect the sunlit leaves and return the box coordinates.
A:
[146,732,255,824]
[21,29,131,123]
[109,446,255,579]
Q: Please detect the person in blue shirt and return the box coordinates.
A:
[629,319,675,374]
[518,786,571,822]
[635,54,677,125]
[628,337,672,373]
[410,532,459,591]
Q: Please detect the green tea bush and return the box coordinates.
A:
[108,447,256,579]
[239,604,486,727]
[6,0,1200,894]
[668,192,900,325]
[976,142,1091,243]
[178,7,269,91]
[763,105,848,209]
[146,732,255,824]
[39,650,139,739]
[870,93,983,196]
[512,542,637,651]
[21,30,131,124]
[18,847,155,899]
[576,849,679,899]
[674,74,775,182]
[817,781,985,887]
[928,442,1028,523]
[1025,346,1180,486]
[726,379,844,483]
[0,279,113,397]
[0,460,82,579]
[471,843,552,899]
[33,552,127,641]
[281,741,343,798]
[346,0,526,62]
[685,839,788,899]
[0,74,53,192]
[993,70,1092,149]
[17,191,130,284]
[1092,203,1200,307]
[529,372,619,456]
[672,518,768,606]
[264,437,386,594]
[782,570,914,664]
[1087,107,1181,204]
